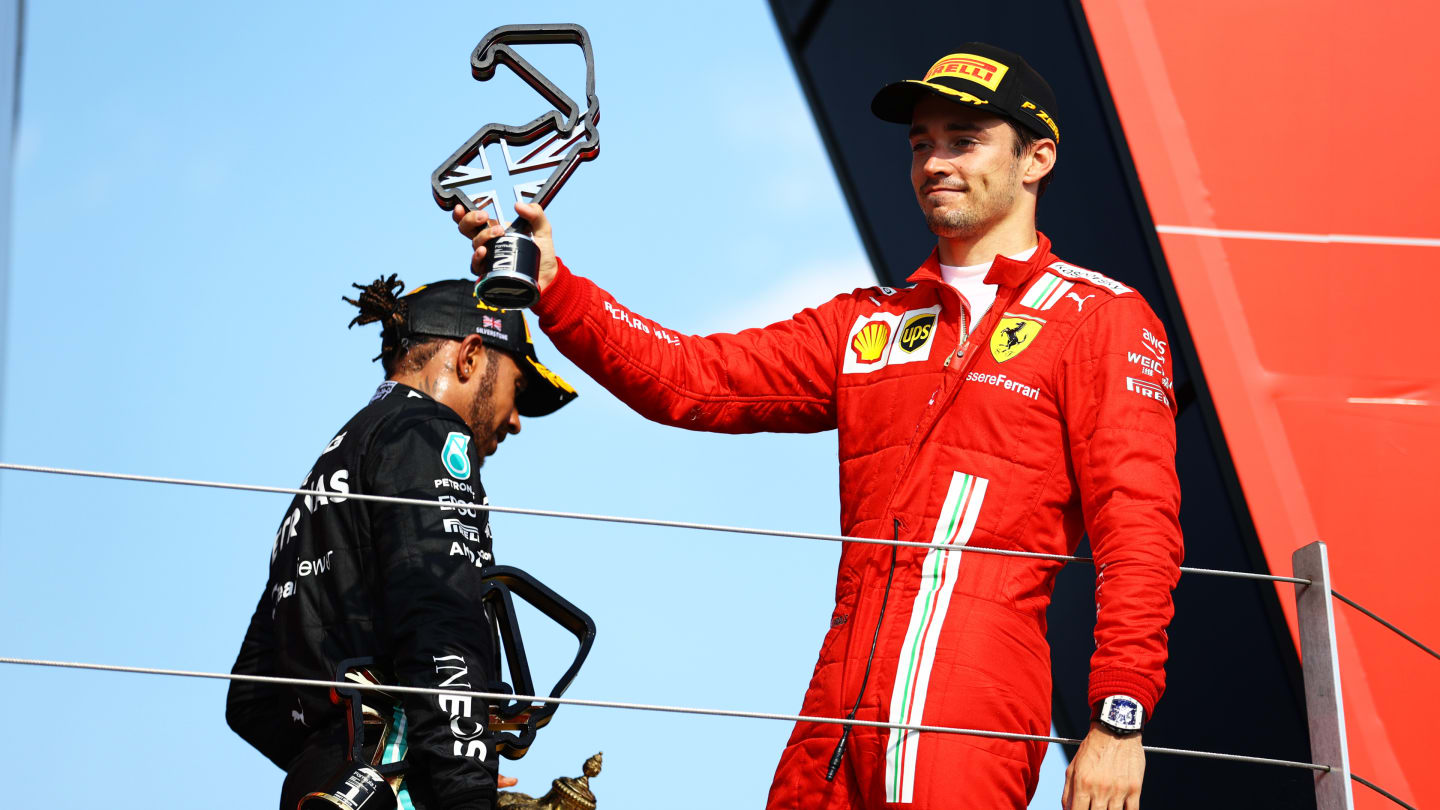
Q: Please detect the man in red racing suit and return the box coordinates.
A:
[455,42,1181,810]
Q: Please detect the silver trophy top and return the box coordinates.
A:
[432,24,601,220]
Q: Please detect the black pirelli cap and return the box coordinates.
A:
[399,279,577,417]
[870,43,1060,143]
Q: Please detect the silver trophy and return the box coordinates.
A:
[432,24,601,309]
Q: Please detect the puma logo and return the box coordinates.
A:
[1066,292,1095,311]
[291,701,308,727]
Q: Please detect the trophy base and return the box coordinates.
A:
[477,270,541,309]
[478,230,542,309]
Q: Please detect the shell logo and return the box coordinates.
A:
[851,320,892,364]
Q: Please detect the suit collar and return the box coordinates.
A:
[905,231,1054,289]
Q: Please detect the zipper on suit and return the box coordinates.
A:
[882,279,1024,508]
[942,305,969,369]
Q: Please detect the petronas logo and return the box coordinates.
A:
[442,432,472,480]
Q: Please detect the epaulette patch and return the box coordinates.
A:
[1048,261,1133,296]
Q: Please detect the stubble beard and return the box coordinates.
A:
[922,158,1021,239]
[464,355,501,468]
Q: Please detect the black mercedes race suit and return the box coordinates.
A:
[227,381,500,810]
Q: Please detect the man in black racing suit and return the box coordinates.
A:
[226,275,577,810]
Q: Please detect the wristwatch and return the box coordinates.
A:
[1092,695,1145,736]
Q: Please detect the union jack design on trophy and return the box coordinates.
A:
[432,23,601,309]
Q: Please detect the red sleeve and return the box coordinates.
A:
[1060,294,1184,718]
[533,258,842,434]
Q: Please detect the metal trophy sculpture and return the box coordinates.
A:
[432,24,601,309]
[498,752,604,810]
[303,568,597,810]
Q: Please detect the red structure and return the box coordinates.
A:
[1082,3,1439,806]
[770,0,1438,805]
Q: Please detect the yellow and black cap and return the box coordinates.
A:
[871,43,1060,143]
[398,279,577,417]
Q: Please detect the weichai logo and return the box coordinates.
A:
[851,320,892,364]
[898,313,936,353]
[923,53,1009,92]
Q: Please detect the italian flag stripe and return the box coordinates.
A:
[884,471,989,803]
[1020,275,1060,308]
[1040,279,1074,310]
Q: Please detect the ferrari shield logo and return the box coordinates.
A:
[990,317,1043,362]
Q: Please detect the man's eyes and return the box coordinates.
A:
[910,139,978,153]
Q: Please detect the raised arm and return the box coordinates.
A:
[456,203,844,434]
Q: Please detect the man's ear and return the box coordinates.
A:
[1024,138,1057,187]
[455,334,489,383]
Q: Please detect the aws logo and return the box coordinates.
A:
[899,313,936,353]
[841,305,942,375]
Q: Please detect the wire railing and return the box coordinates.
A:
[0,461,1309,584]
[0,459,1430,809]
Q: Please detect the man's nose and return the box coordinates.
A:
[924,154,953,175]
[506,410,522,435]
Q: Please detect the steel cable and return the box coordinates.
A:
[1351,773,1419,810]
[0,461,1308,584]
[1331,589,1439,663]
[0,655,1329,773]
[9,461,1430,801]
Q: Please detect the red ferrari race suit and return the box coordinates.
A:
[534,232,1182,809]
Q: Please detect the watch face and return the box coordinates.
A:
[1102,696,1143,731]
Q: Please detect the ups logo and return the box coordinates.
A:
[899,313,937,353]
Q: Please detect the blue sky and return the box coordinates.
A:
[0,3,1065,806]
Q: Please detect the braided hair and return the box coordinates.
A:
[344,274,445,377]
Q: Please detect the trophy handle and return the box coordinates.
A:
[478,564,597,760]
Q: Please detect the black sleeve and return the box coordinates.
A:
[367,413,497,808]
[226,588,303,770]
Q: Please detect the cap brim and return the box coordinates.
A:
[516,356,578,417]
[871,79,996,123]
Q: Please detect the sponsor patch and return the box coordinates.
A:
[441,432,472,480]
[842,312,900,374]
[898,313,937,353]
[888,306,942,366]
[1141,327,1168,360]
[1048,261,1132,296]
[1127,351,1164,377]
[1021,100,1060,141]
[990,315,1043,362]
[1126,376,1171,407]
[602,301,681,346]
[851,320,892,364]
[370,381,397,403]
[842,307,943,373]
[923,53,1009,91]
[966,370,1041,400]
